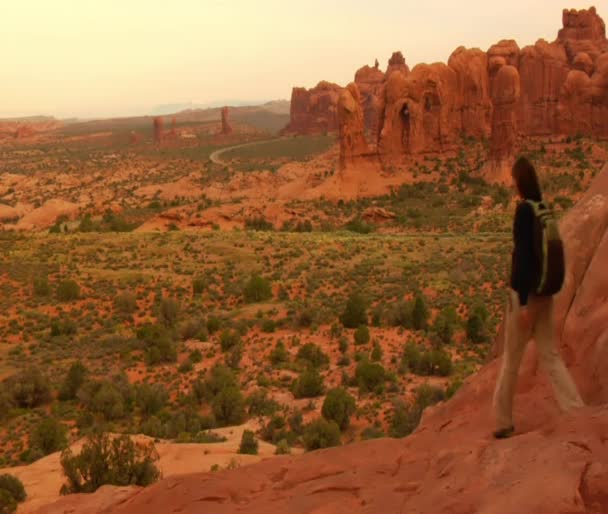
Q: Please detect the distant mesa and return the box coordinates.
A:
[283,6,608,170]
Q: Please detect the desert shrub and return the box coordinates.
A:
[158,297,180,327]
[244,217,274,231]
[355,360,385,393]
[260,415,290,444]
[243,275,272,303]
[114,293,137,315]
[390,384,446,438]
[6,368,51,408]
[246,389,279,417]
[275,439,291,455]
[344,217,374,234]
[60,433,160,494]
[467,304,489,343]
[361,426,385,440]
[303,419,341,451]
[58,361,88,401]
[238,430,259,455]
[388,301,413,328]
[0,489,17,514]
[292,368,325,399]
[56,280,80,302]
[0,475,26,503]
[78,378,134,421]
[212,386,245,426]
[192,276,207,295]
[261,319,276,333]
[370,341,382,361]
[269,341,289,366]
[136,323,177,365]
[296,343,329,368]
[33,277,50,297]
[189,349,203,363]
[219,330,241,352]
[321,388,356,431]
[206,317,221,334]
[50,318,77,337]
[433,306,458,345]
[30,418,68,456]
[136,384,168,418]
[340,293,368,328]
[353,325,370,345]
[412,293,429,330]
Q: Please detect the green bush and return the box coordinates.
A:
[355,360,386,393]
[321,388,356,430]
[59,361,88,401]
[340,293,368,328]
[388,301,413,328]
[370,342,382,361]
[390,384,446,438]
[296,343,329,368]
[344,218,374,234]
[50,318,77,337]
[269,341,289,366]
[219,330,241,352]
[56,280,80,302]
[275,439,291,455]
[246,389,279,417]
[243,275,272,303]
[114,293,137,315]
[353,325,370,345]
[159,297,180,327]
[192,276,207,295]
[238,430,259,455]
[30,418,68,456]
[412,293,429,330]
[292,368,325,399]
[136,384,168,418]
[6,368,51,408]
[433,306,458,345]
[303,419,341,451]
[466,305,489,343]
[0,489,17,514]
[60,433,160,494]
[0,475,26,503]
[33,277,50,297]
[212,387,245,426]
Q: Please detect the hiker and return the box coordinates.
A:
[492,156,584,439]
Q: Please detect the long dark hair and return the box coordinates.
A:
[512,156,542,201]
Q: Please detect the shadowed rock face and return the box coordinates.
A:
[221,106,233,135]
[33,164,608,514]
[288,7,608,159]
[338,83,369,168]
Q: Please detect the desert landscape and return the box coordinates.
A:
[0,4,607,514]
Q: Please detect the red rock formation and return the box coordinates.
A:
[153,117,164,145]
[282,81,342,135]
[170,117,177,137]
[221,107,233,135]
[35,164,608,514]
[285,7,608,157]
[129,131,142,145]
[448,46,492,138]
[338,83,368,168]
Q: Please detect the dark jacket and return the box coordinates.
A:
[510,201,538,307]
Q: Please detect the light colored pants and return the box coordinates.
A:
[493,290,584,429]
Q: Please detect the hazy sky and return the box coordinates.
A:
[1,0,605,118]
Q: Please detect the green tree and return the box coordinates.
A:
[136,384,168,418]
[321,388,356,431]
[30,418,68,456]
[219,330,241,352]
[303,419,341,451]
[60,433,160,494]
[114,293,137,316]
[370,342,383,362]
[434,306,458,345]
[340,293,368,328]
[292,368,325,399]
[33,277,50,297]
[238,430,259,455]
[59,361,88,401]
[243,275,272,303]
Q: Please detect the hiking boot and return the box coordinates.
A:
[493,426,515,439]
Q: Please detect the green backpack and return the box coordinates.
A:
[526,200,565,296]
